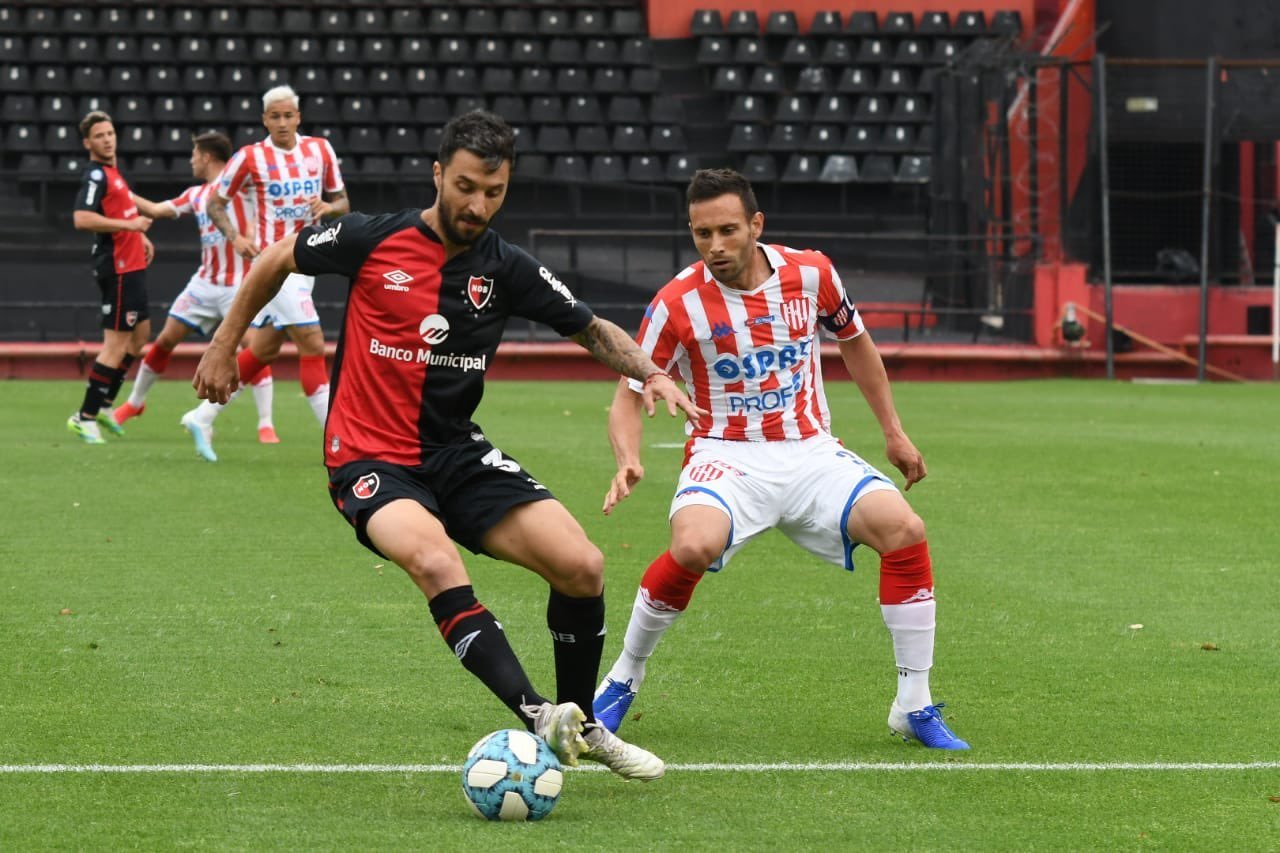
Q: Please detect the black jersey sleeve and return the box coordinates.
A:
[75,167,107,213]
[293,211,380,278]
[502,242,595,337]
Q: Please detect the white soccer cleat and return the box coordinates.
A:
[580,722,665,781]
[523,701,587,767]
[180,410,217,462]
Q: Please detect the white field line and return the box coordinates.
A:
[1,761,1278,774]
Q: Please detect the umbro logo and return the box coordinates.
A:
[453,630,481,660]
[383,269,413,292]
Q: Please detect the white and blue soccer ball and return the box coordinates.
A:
[461,729,564,821]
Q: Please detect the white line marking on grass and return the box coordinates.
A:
[2,761,1277,774]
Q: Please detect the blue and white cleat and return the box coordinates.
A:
[180,410,217,462]
[889,702,970,750]
[96,409,125,436]
[592,677,637,734]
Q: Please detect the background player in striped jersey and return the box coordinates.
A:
[593,169,970,749]
[117,131,278,447]
[180,85,347,460]
[67,110,155,444]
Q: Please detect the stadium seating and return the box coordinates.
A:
[0,2,1022,188]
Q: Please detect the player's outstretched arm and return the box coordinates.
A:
[571,317,706,421]
[73,210,151,233]
[193,235,299,403]
[837,332,927,490]
[130,194,177,220]
[603,378,647,515]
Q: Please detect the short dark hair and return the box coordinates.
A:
[79,110,112,139]
[438,109,516,172]
[191,130,232,163]
[686,168,759,219]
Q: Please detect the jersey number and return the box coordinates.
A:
[481,448,521,473]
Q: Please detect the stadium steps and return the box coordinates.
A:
[0,179,61,245]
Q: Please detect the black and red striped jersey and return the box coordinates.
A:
[293,209,595,469]
[75,160,147,278]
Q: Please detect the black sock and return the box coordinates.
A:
[78,361,117,419]
[429,584,547,729]
[105,353,136,407]
[547,588,606,724]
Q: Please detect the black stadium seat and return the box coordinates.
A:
[627,154,664,183]
[690,10,724,36]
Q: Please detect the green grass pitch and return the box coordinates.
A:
[2,378,1278,849]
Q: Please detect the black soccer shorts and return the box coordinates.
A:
[328,437,557,559]
[96,269,149,331]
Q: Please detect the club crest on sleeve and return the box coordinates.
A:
[353,472,381,499]
[467,275,494,311]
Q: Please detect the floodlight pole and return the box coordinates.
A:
[1094,53,1115,379]
[1196,57,1219,383]
[1273,221,1279,375]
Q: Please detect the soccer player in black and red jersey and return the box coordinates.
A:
[68,111,155,444]
[193,111,702,780]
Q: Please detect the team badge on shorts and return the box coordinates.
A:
[466,275,494,311]
[125,311,138,328]
[352,472,380,499]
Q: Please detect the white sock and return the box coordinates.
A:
[127,362,160,408]
[603,587,685,692]
[881,600,936,711]
[306,384,329,425]
[192,389,239,426]
[251,375,274,428]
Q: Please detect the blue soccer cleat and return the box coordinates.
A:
[180,410,218,462]
[592,677,637,734]
[888,702,970,750]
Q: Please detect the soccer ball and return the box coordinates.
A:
[460,729,564,821]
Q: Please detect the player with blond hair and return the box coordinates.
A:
[180,85,347,461]
[117,131,278,441]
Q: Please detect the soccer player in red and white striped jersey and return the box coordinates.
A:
[117,131,277,441]
[182,85,348,461]
[593,169,970,749]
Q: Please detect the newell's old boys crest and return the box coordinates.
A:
[352,472,381,500]
[467,275,494,311]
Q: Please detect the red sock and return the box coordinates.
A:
[250,365,273,386]
[639,550,704,612]
[879,540,934,605]
[237,348,270,385]
[299,354,328,396]
[143,344,173,374]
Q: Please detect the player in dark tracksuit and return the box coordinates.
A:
[191,111,705,781]
[68,110,154,444]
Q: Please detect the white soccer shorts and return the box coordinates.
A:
[251,272,319,329]
[669,433,898,571]
[168,273,239,336]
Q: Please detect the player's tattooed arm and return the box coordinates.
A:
[572,318,706,422]
[206,193,237,239]
[208,193,259,259]
[311,189,350,219]
[572,317,660,380]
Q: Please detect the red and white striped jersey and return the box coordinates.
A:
[216,135,344,249]
[634,243,866,442]
[167,181,252,287]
